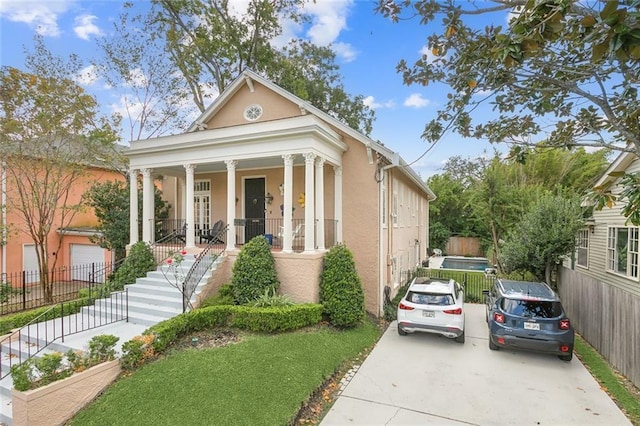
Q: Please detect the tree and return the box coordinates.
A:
[500,192,584,285]
[95,9,190,141]
[0,37,120,302]
[148,0,375,134]
[84,179,171,262]
[376,1,639,218]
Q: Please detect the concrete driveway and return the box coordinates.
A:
[321,304,630,425]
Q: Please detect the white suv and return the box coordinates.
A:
[397,277,465,343]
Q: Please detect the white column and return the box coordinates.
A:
[334,165,343,243]
[225,160,237,250]
[129,169,139,246]
[282,154,294,253]
[303,153,316,252]
[184,164,196,248]
[141,168,155,243]
[315,157,325,250]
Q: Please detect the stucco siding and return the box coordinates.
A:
[204,83,301,130]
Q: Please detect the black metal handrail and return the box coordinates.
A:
[181,225,228,312]
[0,290,128,380]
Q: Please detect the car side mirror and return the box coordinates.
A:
[482,290,489,296]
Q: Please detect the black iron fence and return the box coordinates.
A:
[401,268,496,303]
[0,290,128,380]
[233,218,338,251]
[1,261,121,316]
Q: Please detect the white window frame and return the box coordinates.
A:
[576,229,589,269]
[607,226,640,280]
[392,183,398,227]
[194,179,211,232]
[382,175,387,227]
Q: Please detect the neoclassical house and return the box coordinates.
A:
[126,70,435,315]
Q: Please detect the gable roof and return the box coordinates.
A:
[187,69,435,200]
[593,150,639,189]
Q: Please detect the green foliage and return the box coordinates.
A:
[251,288,294,307]
[429,222,451,253]
[107,241,156,291]
[137,304,323,361]
[200,283,236,307]
[120,335,156,371]
[10,361,34,392]
[88,334,120,363]
[376,0,639,222]
[231,236,279,305]
[85,180,130,261]
[319,244,365,328]
[0,300,91,335]
[0,282,21,304]
[148,0,374,134]
[11,334,120,391]
[499,192,584,283]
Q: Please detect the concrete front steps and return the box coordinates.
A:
[0,255,222,425]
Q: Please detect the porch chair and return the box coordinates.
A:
[200,220,225,244]
[277,223,303,241]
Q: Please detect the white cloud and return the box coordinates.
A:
[76,64,99,86]
[125,68,148,88]
[0,0,73,37]
[74,14,102,40]
[110,94,144,122]
[404,93,431,108]
[303,0,352,46]
[363,95,395,110]
[332,42,357,63]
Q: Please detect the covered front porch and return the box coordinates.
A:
[127,115,348,255]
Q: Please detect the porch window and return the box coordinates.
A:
[576,229,589,268]
[607,226,639,279]
[194,179,211,232]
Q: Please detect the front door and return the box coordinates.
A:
[245,177,265,242]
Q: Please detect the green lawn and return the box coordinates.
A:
[69,322,381,426]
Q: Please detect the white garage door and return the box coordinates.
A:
[71,244,107,282]
[23,244,40,283]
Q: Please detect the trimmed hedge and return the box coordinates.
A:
[232,236,279,304]
[143,304,323,353]
[0,299,93,335]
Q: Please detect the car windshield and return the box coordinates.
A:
[408,292,454,306]
[500,299,563,318]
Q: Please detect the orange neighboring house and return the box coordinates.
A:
[0,160,124,284]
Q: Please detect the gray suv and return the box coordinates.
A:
[483,279,574,361]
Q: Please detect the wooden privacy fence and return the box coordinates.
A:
[445,237,483,257]
[558,267,640,389]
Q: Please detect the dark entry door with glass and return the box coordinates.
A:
[244,177,265,242]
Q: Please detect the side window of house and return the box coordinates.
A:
[382,175,387,227]
[607,226,640,279]
[392,182,398,227]
[576,229,589,268]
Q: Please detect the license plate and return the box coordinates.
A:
[422,310,435,318]
[524,322,540,330]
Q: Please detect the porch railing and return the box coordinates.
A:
[233,218,338,250]
[0,290,128,380]
[181,225,229,312]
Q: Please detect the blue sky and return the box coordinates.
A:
[0,0,507,179]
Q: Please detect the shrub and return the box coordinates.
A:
[120,335,156,371]
[251,288,294,307]
[107,241,156,291]
[10,335,118,391]
[0,299,92,335]
[1,282,21,304]
[231,236,279,304]
[319,244,365,328]
[200,283,236,307]
[127,304,323,367]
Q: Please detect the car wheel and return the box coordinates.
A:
[559,352,573,362]
[455,331,465,344]
[397,324,408,336]
[489,335,499,350]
